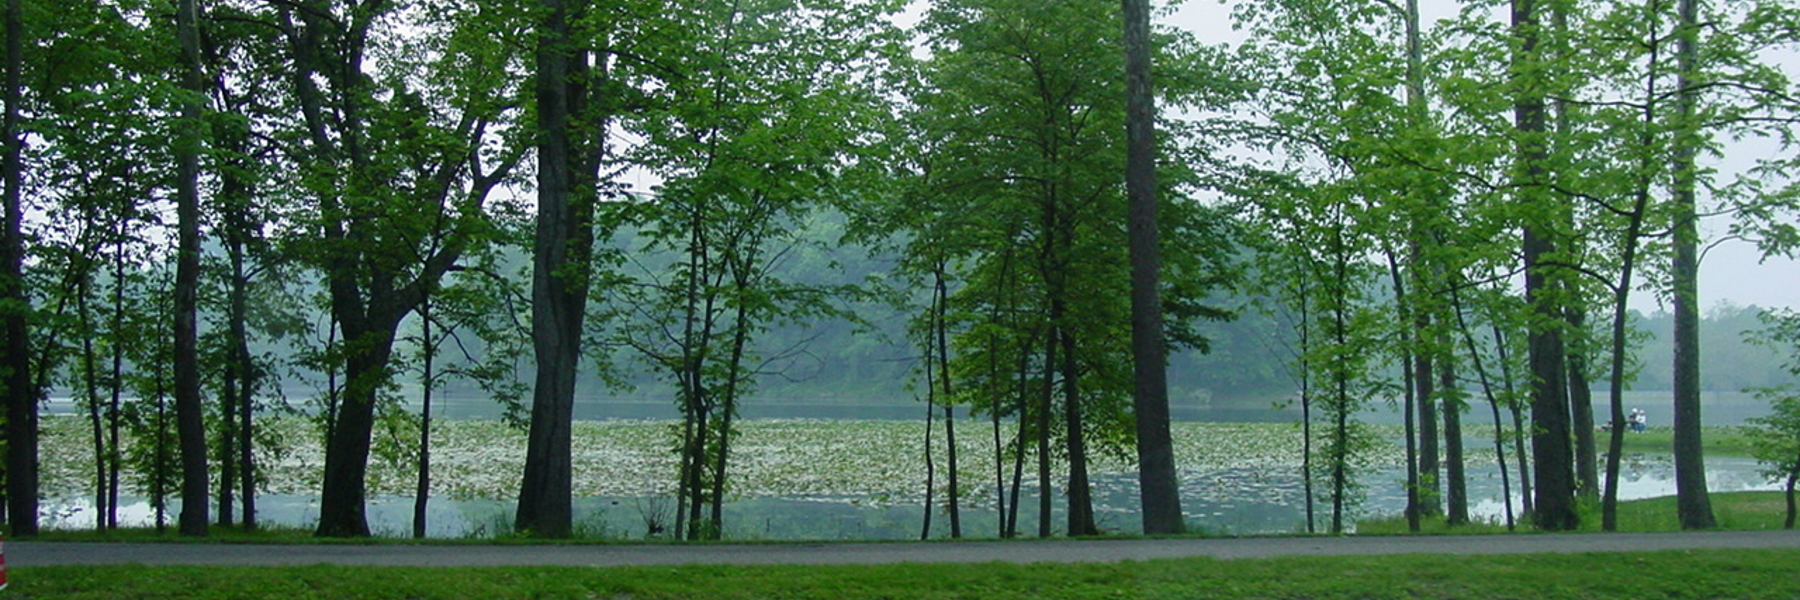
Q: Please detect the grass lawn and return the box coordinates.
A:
[1357,490,1796,534]
[11,491,1798,599]
[1612,426,1759,457]
[11,549,1800,599]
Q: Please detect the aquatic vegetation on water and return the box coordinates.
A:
[38,416,1415,505]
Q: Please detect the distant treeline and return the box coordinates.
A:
[182,230,1793,413]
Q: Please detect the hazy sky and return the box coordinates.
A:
[1159,0,1800,313]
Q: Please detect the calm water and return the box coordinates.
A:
[41,453,1778,539]
[35,388,1777,538]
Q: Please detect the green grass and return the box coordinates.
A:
[1356,490,1795,534]
[1612,426,1759,457]
[1598,491,1793,532]
[11,549,1800,599]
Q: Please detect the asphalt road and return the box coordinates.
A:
[9,530,1800,568]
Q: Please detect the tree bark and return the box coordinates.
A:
[1060,327,1097,537]
[315,320,399,537]
[414,298,433,539]
[1122,0,1184,537]
[228,243,256,530]
[80,287,106,530]
[1301,273,1319,534]
[935,267,961,538]
[1415,341,1440,517]
[174,0,211,538]
[709,282,752,538]
[1037,331,1054,538]
[0,0,31,537]
[920,362,935,540]
[1524,231,1577,531]
[516,0,598,539]
[1441,362,1468,525]
[1567,310,1598,500]
[1784,472,1795,529]
[1494,324,1534,516]
[1329,232,1351,534]
[1514,0,1579,531]
[108,234,127,530]
[1670,0,1716,531]
[1452,285,1516,530]
[1386,254,1420,533]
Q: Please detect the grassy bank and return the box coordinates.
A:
[1357,490,1794,534]
[1613,426,1758,457]
[14,549,1800,599]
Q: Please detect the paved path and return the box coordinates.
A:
[10,530,1800,567]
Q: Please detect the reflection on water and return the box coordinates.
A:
[40,453,1778,539]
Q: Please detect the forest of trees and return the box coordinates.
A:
[3,0,1800,540]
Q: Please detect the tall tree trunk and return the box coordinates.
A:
[1060,327,1097,537]
[1567,309,1598,500]
[218,194,254,529]
[414,298,433,539]
[1441,362,1468,525]
[943,405,961,538]
[229,253,256,530]
[1299,274,1317,534]
[1453,286,1516,530]
[80,286,107,531]
[173,0,210,538]
[516,0,597,539]
[684,400,709,540]
[1415,340,1440,517]
[935,267,961,539]
[0,0,31,537]
[920,382,935,540]
[1401,0,1443,524]
[153,378,170,532]
[315,322,399,537]
[1602,0,1665,528]
[1514,0,1578,531]
[0,0,34,539]
[1784,470,1796,529]
[1494,323,1534,516]
[988,325,1007,538]
[991,389,1006,538]
[1037,332,1054,538]
[1602,219,1648,524]
[709,286,752,539]
[1122,0,1183,536]
[1386,254,1420,533]
[1329,232,1351,534]
[108,235,126,530]
[1006,339,1032,538]
[219,342,238,528]
[1524,232,1576,531]
[1669,0,1715,531]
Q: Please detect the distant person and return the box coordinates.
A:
[1630,408,1647,433]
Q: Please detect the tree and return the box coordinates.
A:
[1746,309,1800,529]
[613,0,899,540]
[1121,0,1183,536]
[173,0,211,538]
[201,3,293,529]
[516,0,603,539]
[1747,391,1800,529]
[910,0,1124,537]
[1512,0,1580,532]
[2,0,34,537]
[272,0,526,537]
[1668,0,1716,530]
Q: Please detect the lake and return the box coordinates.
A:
[31,416,1782,539]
